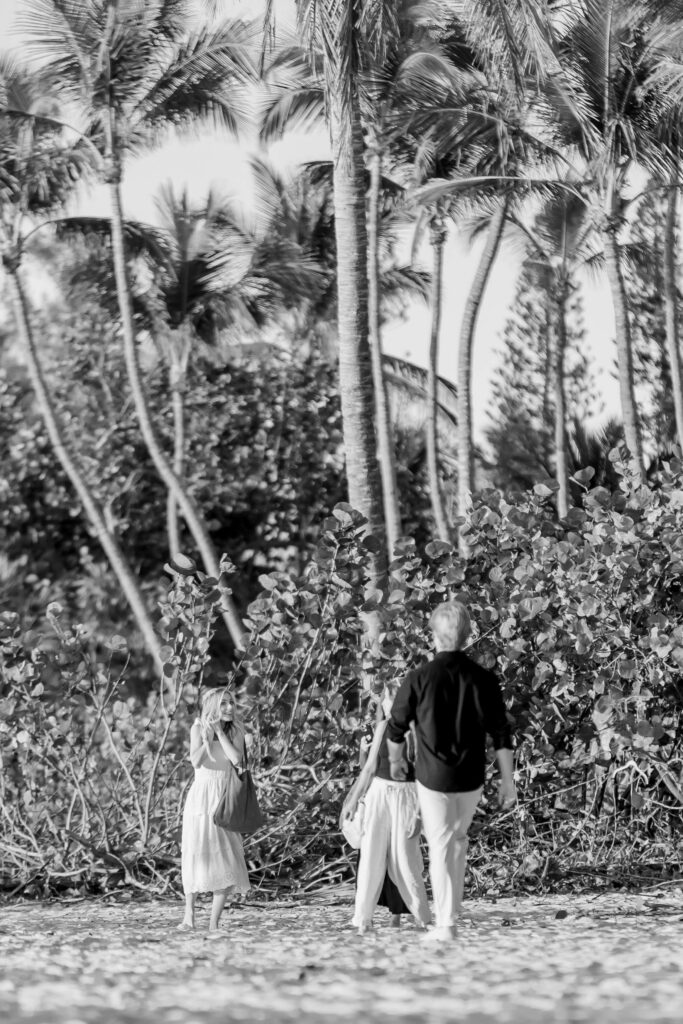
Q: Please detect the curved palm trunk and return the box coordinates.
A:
[106,169,246,650]
[329,86,387,581]
[426,221,450,543]
[664,162,683,451]
[602,189,645,483]
[553,284,569,519]
[367,145,402,558]
[457,198,508,552]
[7,263,163,671]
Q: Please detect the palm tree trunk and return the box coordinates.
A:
[553,284,569,519]
[105,163,246,650]
[426,220,450,543]
[602,188,646,482]
[367,144,402,558]
[7,262,163,671]
[329,86,387,580]
[541,298,554,469]
[664,161,683,452]
[166,363,185,559]
[457,198,508,552]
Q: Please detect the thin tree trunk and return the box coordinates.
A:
[664,161,683,452]
[554,284,569,519]
[367,145,402,559]
[7,264,163,671]
[603,187,646,482]
[457,198,508,552]
[541,297,554,469]
[166,363,185,559]
[426,220,450,543]
[105,165,246,650]
[329,86,387,581]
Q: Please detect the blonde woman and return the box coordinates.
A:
[178,687,250,933]
[341,682,431,935]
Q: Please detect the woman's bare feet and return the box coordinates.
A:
[421,925,457,943]
[177,920,194,932]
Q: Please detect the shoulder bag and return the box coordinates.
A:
[213,747,264,834]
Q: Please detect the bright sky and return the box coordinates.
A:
[0,0,620,444]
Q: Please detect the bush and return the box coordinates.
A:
[2,451,683,898]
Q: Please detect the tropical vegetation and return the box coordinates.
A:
[2,0,683,896]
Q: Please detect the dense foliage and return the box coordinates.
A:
[3,451,682,896]
[3,0,683,900]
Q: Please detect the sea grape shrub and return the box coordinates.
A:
[3,450,683,895]
[0,560,230,894]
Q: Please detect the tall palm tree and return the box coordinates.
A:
[20,0,254,649]
[138,181,324,558]
[263,2,407,581]
[512,190,600,517]
[425,214,450,541]
[648,8,683,453]
[0,60,163,668]
[544,0,683,483]
[403,2,559,549]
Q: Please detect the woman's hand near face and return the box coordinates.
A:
[215,721,243,767]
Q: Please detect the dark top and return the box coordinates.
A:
[386,650,513,793]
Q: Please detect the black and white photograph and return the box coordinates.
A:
[1,1,682,1021]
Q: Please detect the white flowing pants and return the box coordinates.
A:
[352,778,431,928]
[417,782,483,928]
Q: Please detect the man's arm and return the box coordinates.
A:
[479,669,516,807]
[495,747,516,808]
[386,672,417,781]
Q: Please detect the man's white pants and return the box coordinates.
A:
[417,782,483,928]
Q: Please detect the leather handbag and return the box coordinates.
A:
[213,751,264,834]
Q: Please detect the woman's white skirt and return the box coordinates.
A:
[181,766,251,895]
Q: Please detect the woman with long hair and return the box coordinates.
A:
[340,681,431,935]
[178,686,250,933]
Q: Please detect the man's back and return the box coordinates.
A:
[387,649,512,793]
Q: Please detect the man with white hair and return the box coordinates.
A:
[386,600,515,942]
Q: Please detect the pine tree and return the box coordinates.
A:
[486,265,598,491]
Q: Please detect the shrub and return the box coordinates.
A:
[2,452,683,898]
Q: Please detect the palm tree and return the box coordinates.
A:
[544,0,683,482]
[511,190,601,517]
[648,9,683,453]
[424,214,450,541]
[403,3,559,549]
[20,0,254,649]
[0,60,163,669]
[138,181,324,558]
[262,2,408,581]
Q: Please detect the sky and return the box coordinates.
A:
[0,0,620,444]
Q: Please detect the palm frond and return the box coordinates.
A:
[259,82,325,141]
[130,21,256,139]
[382,353,458,429]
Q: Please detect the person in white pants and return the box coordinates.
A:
[341,685,431,935]
[386,601,516,942]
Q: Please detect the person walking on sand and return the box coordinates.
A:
[387,601,515,943]
[178,687,250,934]
[341,681,431,936]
